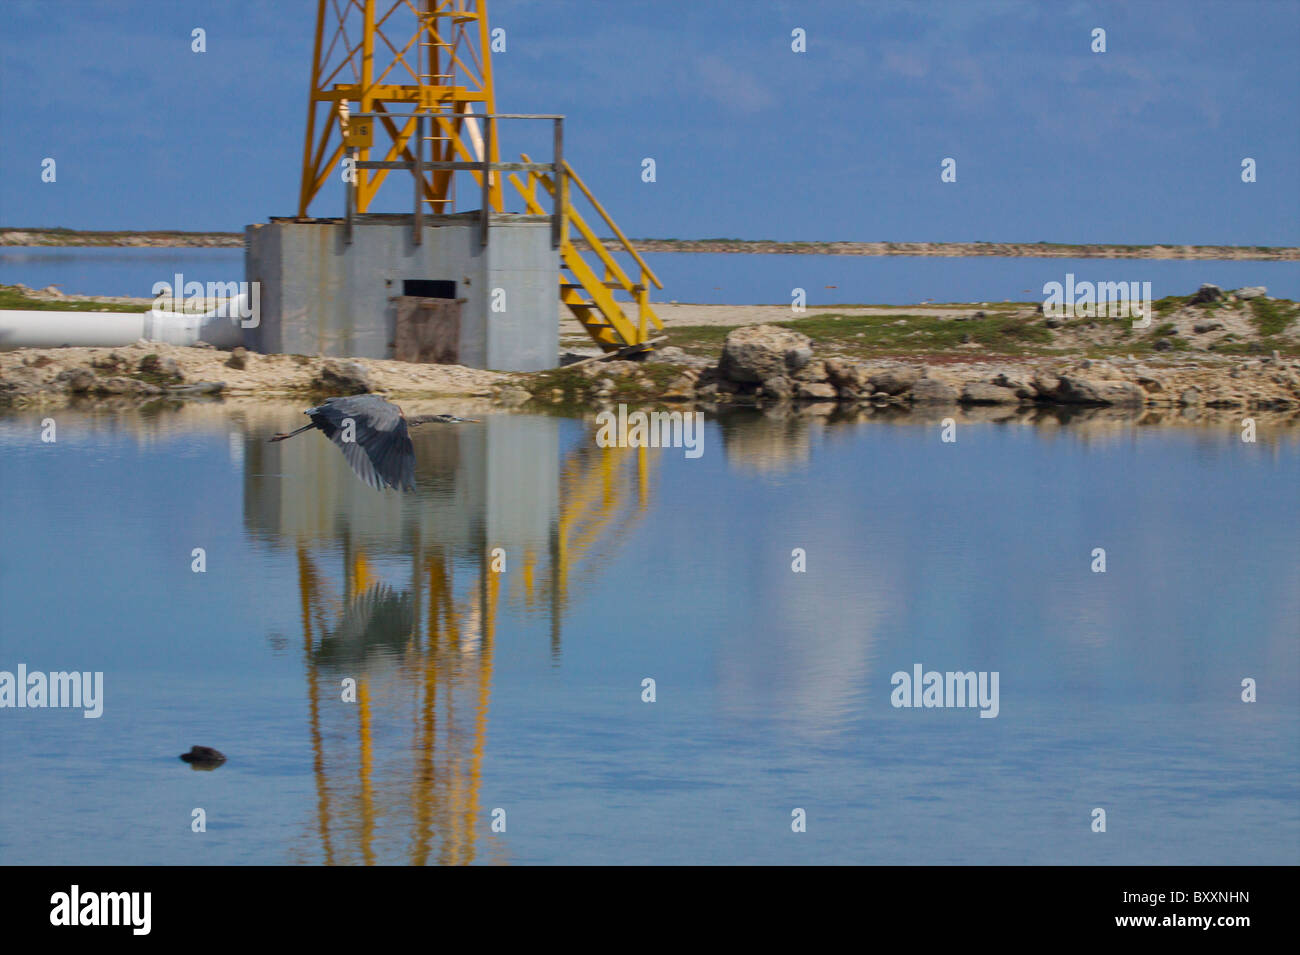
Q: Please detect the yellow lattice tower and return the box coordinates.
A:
[297,0,503,217]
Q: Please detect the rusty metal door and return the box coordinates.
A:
[393,296,461,363]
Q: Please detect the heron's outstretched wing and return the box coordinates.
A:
[311,395,416,492]
[334,434,393,490]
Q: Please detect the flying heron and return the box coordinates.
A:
[270,394,478,492]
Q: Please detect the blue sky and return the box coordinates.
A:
[1,0,1296,244]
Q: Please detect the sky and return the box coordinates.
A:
[0,0,1297,245]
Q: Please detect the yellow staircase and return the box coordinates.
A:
[510,156,665,353]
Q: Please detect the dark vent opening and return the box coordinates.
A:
[403,279,457,299]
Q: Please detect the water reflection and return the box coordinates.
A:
[1,398,1295,865]
[715,400,1300,475]
[238,405,655,864]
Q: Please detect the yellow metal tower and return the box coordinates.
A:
[298,0,502,217]
[296,0,663,353]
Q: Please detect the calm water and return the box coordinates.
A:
[2,246,1297,304]
[0,247,245,299]
[0,404,1296,865]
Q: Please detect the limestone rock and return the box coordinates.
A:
[1032,373,1061,398]
[868,365,922,396]
[719,325,815,383]
[795,381,837,401]
[646,346,688,363]
[793,359,828,383]
[993,372,1036,398]
[56,368,97,393]
[1054,375,1144,406]
[139,354,182,381]
[761,375,793,399]
[823,358,871,398]
[961,382,1021,405]
[661,374,696,401]
[95,376,163,397]
[908,377,958,403]
[314,360,372,395]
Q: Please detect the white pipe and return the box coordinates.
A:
[463,105,494,189]
[0,295,247,350]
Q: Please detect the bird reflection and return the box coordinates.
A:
[312,584,415,669]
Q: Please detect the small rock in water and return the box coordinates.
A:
[180,745,227,767]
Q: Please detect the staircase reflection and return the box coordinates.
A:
[246,412,656,864]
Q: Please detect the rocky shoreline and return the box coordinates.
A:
[3,284,1298,423]
[0,341,504,409]
[531,326,1299,418]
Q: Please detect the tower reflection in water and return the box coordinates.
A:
[244,412,653,864]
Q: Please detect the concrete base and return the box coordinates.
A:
[245,215,559,371]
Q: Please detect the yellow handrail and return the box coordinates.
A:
[561,160,663,290]
[520,153,663,290]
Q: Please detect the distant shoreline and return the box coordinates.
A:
[2,228,1297,260]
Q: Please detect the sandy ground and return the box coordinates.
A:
[0,339,505,406]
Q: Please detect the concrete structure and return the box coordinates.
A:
[244,214,559,371]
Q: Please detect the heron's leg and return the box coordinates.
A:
[269,423,315,443]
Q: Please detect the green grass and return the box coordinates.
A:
[1247,297,1299,337]
[1151,295,1186,315]
[521,361,693,406]
[1213,338,1300,356]
[0,284,150,313]
[658,324,733,355]
[660,311,1052,359]
[783,312,1051,352]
